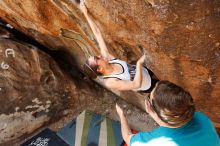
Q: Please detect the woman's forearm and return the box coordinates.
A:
[132,54,146,89]
[132,62,143,89]
[84,14,101,38]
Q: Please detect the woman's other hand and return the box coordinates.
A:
[137,55,146,65]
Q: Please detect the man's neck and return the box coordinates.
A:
[152,114,187,128]
[156,118,191,129]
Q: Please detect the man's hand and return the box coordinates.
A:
[116,103,124,118]
[79,0,87,14]
[116,103,132,146]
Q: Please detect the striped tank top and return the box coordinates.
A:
[103,59,151,91]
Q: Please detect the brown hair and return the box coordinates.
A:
[83,56,102,79]
[152,80,195,127]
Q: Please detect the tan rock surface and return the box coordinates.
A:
[0,0,219,142]
[0,36,78,144]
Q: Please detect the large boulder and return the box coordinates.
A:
[0,35,79,143]
[0,28,156,145]
[0,0,219,128]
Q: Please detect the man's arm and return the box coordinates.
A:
[80,1,113,60]
[116,104,133,145]
[105,55,145,90]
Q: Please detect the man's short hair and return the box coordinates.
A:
[152,80,195,127]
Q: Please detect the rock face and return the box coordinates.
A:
[0,28,156,145]
[0,35,77,143]
[0,0,219,138]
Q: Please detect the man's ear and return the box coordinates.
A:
[145,99,156,115]
[145,100,161,122]
[145,100,151,113]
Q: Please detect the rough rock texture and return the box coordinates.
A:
[0,0,150,114]
[0,34,78,144]
[0,0,219,141]
[0,27,156,145]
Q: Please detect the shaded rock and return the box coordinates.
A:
[0,0,219,134]
[0,36,78,143]
[0,27,11,38]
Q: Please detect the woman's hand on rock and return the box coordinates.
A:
[80,0,87,14]
[138,55,146,65]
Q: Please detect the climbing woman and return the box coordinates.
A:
[80,1,152,91]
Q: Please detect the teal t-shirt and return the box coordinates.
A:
[130,112,220,146]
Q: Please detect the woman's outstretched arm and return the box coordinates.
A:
[80,1,113,60]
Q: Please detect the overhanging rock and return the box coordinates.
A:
[0,0,219,130]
